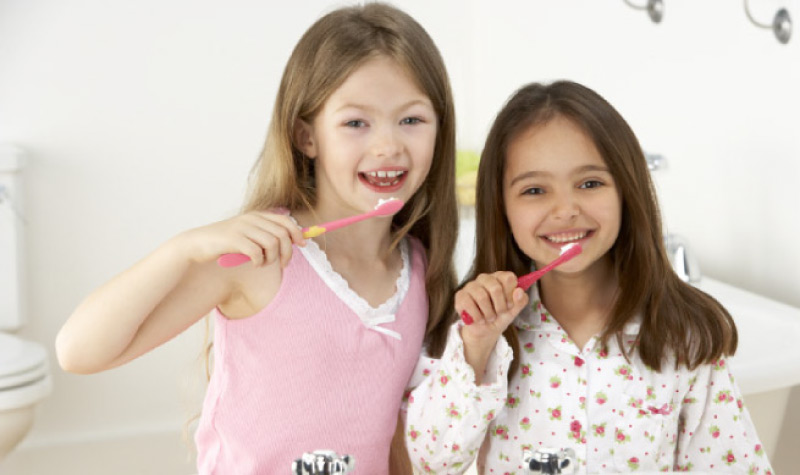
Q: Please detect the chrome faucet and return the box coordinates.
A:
[523,448,577,474]
[291,450,354,474]
[645,153,702,283]
[664,233,701,283]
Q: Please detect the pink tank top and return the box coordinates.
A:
[195,237,428,474]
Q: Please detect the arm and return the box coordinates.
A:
[675,362,774,474]
[55,211,305,374]
[401,321,513,474]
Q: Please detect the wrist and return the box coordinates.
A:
[460,326,501,356]
[160,231,202,264]
[459,326,501,385]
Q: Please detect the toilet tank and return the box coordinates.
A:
[0,145,26,331]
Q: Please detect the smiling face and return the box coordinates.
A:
[503,115,622,275]
[297,55,437,216]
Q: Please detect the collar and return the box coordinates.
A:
[513,283,641,335]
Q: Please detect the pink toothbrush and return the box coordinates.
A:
[516,242,583,291]
[461,242,583,325]
[217,198,405,267]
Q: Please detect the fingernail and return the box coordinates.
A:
[460,310,473,325]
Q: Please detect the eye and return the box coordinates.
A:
[400,117,423,125]
[579,180,604,189]
[521,186,544,196]
[344,119,366,128]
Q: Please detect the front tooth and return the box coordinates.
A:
[549,232,586,243]
[386,171,398,178]
[377,171,387,178]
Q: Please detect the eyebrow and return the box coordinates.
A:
[334,99,433,114]
[508,164,611,187]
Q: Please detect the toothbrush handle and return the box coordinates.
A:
[312,211,376,234]
[517,248,580,290]
[217,253,252,267]
[516,270,545,291]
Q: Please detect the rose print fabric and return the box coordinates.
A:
[402,285,773,474]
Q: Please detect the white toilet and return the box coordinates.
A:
[0,145,53,460]
[0,334,52,459]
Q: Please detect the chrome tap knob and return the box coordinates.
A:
[522,448,577,474]
[291,450,355,474]
[664,233,701,283]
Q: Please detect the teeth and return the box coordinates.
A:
[546,232,588,244]
[367,170,403,178]
[363,170,405,187]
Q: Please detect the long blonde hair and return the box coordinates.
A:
[197,4,458,471]
[244,2,458,354]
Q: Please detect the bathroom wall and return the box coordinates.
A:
[1,0,798,470]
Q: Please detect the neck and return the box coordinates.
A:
[538,256,617,349]
[293,206,396,263]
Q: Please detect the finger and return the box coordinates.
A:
[247,212,304,247]
[471,285,499,323]
[234,239,265,267]
[455,290,484,326]
[460,310,474,325]
[268,214,306,246]
[506,287,530,322]
[484,278,511,317]
[497,272,520,310]
[248,221,295,266]
[475,274,509,319]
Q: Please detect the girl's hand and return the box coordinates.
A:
[455,271,529,347]
[180,211,306,268]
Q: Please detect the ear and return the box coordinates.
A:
[293,119,317,158]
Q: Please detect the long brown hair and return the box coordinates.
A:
[467,80,736,375]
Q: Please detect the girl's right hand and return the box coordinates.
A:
[455,271,529,346]
[181,211,306,268]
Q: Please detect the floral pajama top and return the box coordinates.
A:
[402,285,773,474]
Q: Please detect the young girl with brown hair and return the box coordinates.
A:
[403,80,772,474]
[56,4,457,473]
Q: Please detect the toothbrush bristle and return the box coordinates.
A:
[374,198,404,216]
[559,242,582,256]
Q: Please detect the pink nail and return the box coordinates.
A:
[461,310,473,325]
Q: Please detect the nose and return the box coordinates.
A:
[371,125,401,159]
[551,190,580,221]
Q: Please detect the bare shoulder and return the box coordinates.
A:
[218,258,284,319]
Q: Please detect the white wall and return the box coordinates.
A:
[1,0,798,470]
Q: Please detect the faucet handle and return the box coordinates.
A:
[664,233,702,283]
[522,447,577,474]
[291,450,354,474]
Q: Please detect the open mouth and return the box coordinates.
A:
[542,230,592,244]
[359,169,407,190]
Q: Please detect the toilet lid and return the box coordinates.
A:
[0,359,48,389]
[0,333,48,379]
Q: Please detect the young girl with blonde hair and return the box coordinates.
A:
[403,81,772,474]
[57,4,457,473]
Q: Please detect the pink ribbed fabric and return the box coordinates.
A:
[195,238,428,474]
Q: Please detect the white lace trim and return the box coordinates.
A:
[297,232,411,341]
